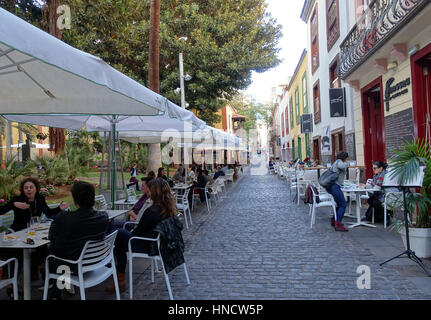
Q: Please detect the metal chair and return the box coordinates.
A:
[43,231,120,300]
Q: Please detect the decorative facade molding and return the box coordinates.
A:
[339,0,430,80]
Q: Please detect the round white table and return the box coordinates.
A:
[341,186,381,229]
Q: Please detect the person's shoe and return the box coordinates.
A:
[335,221,349,232]
[330,218,335,227]
[105,273,126,293]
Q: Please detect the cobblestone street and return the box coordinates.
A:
[2,166,430,301]
[128,167,431,300]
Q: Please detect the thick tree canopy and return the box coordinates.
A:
[1,0,282,125]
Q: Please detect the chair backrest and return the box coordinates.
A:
[181,188,190,202]
[79,231,118,273]
[126,188,137,200]
[94,195,108,210]
[303,170,318,182]
[0,211,14,228]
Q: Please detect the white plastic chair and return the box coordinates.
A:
[176,188,192,229]
[225,169,235,183]
[308,183,337,229]
[0,211,14,230]
[127,230,190,300]
[126,188,137,201]
[0,258,18,300]
[43,231,120,300]
[94,194,110,210]
[192,181,211,213]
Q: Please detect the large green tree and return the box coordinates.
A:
[1,0,282,126]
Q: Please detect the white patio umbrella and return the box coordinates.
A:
[0,8,165,116]
[0,8,207,206]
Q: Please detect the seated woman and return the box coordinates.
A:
[106,178,177,292]
[0,177,70,231]
[0,177,70,299]
[157,167,168,181]
[361,161,390,223]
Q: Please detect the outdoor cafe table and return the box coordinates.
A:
[341,185,380,229]
[0,209,128,300]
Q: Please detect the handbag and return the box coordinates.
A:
[318,168,339,189]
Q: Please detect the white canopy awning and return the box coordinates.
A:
[0,7,165,116]
[3,99,206,132]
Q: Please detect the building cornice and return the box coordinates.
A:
[287,49,307,91]
[300,0,316,22]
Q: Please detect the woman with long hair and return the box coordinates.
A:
[107,178,177,292]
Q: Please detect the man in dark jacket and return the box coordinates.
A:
[47,181,109,299]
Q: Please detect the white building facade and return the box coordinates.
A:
[301,0,357,165]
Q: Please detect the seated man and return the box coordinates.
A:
[47,181,109,299]
[172,165,185,183]
[213,166,225,180]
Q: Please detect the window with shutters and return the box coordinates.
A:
[285,108,289,135]
[295,88,300,125]
[290,97,294,128]
[310,6,319,74]
[281,112,285,138]
[329,55,341,88]
[302,73,308,113]
[326,0,340,51]
[313,80,321,124]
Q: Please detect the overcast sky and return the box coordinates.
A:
[245,0,308,105]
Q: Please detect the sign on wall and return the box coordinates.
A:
[321,126,331,155]
[301,114,313,134]
[329,87,347,117]
[384,77,411,111]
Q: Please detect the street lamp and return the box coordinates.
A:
[178,53,192,109]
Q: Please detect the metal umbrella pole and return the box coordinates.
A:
[110,116,117,209]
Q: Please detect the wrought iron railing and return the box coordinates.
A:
[339,0,429,79]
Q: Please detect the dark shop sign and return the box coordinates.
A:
[384,77,410,111]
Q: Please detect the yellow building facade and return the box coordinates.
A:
[287,50,310,161]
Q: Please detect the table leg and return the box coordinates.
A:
[23,249,32,300]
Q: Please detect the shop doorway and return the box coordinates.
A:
[331,128,346,163]
[412,43,431,142]
[361,77,385,179]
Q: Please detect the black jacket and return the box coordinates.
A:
[152,216,185,274]
[0,194,61,232]
[48,208,109,261]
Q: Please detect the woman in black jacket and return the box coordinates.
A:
[106,178,177,292]
[0,177,70,299]
[0,177,70,232]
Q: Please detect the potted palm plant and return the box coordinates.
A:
[389,139,431,258]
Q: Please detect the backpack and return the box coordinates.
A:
[318,168,339,189]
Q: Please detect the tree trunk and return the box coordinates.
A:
[47,0,65,155]
[147,0,162,174]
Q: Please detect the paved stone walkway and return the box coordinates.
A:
[2,166,430,300]
[128,168,431,300]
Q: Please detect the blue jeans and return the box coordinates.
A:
[326,183,347,222]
